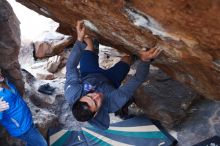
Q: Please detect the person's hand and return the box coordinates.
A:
[76,20,85,42]
[0,97,9,112]
[139,48,162,61]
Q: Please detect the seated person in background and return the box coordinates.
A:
[0,69,47,146]
[65,20,162,129]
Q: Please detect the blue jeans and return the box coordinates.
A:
[17,124,47,146]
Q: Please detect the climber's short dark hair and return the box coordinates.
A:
[72,101,95,122]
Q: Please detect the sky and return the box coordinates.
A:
[7,0,58,40]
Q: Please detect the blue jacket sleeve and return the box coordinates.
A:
[65,40,86,84]
[108,60,150,112]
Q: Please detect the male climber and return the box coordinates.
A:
[65,20,161,129]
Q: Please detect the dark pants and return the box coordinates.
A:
[80,50,130,88]
[17,124,47,146]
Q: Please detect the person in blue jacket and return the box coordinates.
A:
[64,20,162,129]
[0,69,47,146]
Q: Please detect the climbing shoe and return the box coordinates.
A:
[38,83,55,95]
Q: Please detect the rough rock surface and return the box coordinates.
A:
[0,0,24,95]
[134,66,199,127]
[46,55,61,73]
[173,98,220,146]
[34,32,73,59]
[16,0,220,100]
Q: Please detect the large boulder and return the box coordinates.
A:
[174,98,220,145]
[34,32,73,59]
[134,66,199,127]
[0,0,24,95]
[16,0,220,100]
[19,39,69,80]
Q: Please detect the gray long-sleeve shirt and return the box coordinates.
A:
[64,40,150,129]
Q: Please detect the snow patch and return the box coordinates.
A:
[83,20,99,32]
[34,31,68,42]
[125,8,180,41]
[40,8,50,16]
